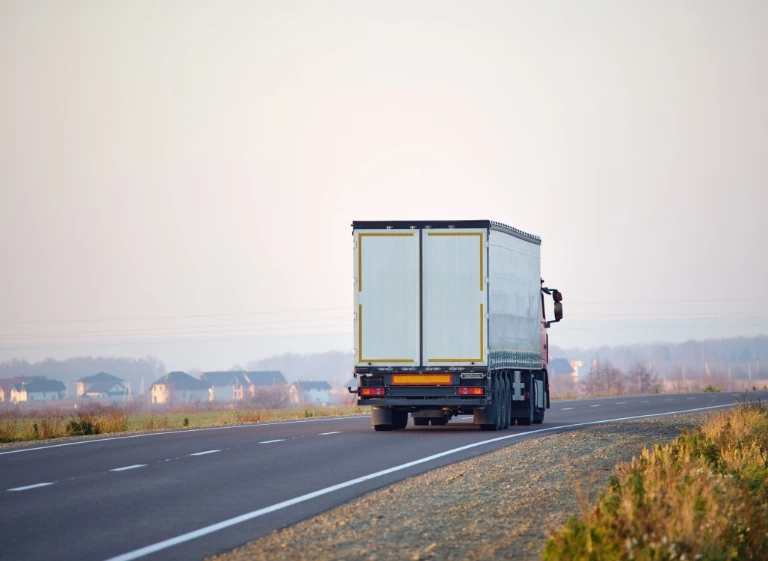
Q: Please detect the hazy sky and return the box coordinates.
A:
[1,1,767,371]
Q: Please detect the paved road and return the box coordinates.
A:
[0,391,760,561]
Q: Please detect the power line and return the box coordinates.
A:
[568,311,768,320]
[556,320,768,331]
[0,315,353,340]
[0,328,354,352]
[0,306,349,326]
[567,297,767,306]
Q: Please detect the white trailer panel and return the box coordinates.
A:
[487,226,542,369]
[354,230,420,366]
[422,229,488,366]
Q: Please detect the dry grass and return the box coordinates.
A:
[544,400,768,560]
[0,403,369,443]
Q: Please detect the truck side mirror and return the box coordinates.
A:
[554,301,563,322]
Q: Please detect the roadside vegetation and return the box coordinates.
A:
[0,402,369,443]
[544,400,768,560]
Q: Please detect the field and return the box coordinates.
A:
[0,403,369,443]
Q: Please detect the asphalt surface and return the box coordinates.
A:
[0,391,761,561]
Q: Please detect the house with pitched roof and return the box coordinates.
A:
[0,377,36,403]
[200,371,250,401]
[150,371,212,404]
[289,381,332,405]
[245,371,287,398]
[10,378,66,403]
[549,358,579,382]
[76,372,127,399]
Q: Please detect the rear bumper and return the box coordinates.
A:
[358,397,488,407]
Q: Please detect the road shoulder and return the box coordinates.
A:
[208,411,716,561]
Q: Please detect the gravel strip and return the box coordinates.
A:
[208,412,717,561]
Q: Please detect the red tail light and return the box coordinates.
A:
[360,387,386,397]
[458,387,484,395]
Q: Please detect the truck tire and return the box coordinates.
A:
[499,375,507,429]
[480,384,502,431]
[372,406,393,432]
[392,410,408,430]
[413,417,429,426]
[503,375,511,429]
[533,387,547,424]
[430,417,448,426]
[518,383,535,426]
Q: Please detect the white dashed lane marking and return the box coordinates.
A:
[8,482,55,492]
[615,402,627,405]
[560,407,573,411]
[318,432,341,436]
[258,440,285,444]
[110,465,147,472]
[189,450,220,456]
[590,404,601,407]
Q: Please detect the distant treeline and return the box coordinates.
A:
[552,335,768,379]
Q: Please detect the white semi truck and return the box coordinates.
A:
[350,220,563,431]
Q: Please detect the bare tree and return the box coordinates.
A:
[582,361,625,397]
[550,372,578,398]
[627,362,662,395]
[252,386,290,409]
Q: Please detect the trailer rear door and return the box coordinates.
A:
[354,229,420,366]
[422,229,488,367]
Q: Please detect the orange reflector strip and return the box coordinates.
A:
[392,375,451,385]
[458,387,485,395]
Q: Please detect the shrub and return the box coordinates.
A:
[0,414,19,442]
[234,409,262,423]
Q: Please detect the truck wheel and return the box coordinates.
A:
[518,384,535,426]
[502,375,510,429]
[413,417,429,426]
[482,384,504,431]
[372,406,393,432]
[392,410,408,430]
[533,388,547,424]
[430,417,448,426]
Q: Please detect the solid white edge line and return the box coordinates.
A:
[8,482,55,492]
[258,439,285,444]
[109,464,147,472]
[0,415,370,456]
[318,432,341,436]
[103,403,736,561]
[189,450,221,456]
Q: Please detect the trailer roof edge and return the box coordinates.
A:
[352,220,541,244]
